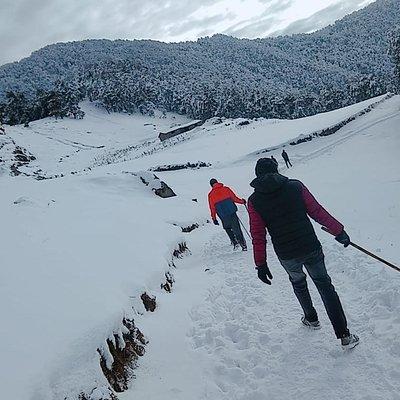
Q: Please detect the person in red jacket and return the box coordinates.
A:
[248,158,359,349]
[208,179,247,251]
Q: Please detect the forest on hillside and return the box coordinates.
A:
[0,0,399,125]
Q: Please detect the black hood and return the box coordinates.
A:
[250,173,289,194]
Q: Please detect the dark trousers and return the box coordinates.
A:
[222,213,246,247]
[284,158,292,168]
[279,247,349,338]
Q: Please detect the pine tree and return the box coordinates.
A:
[2,92,31,125]
[0,102,5,125]
[389,27,400,91]
[54,81,84,119]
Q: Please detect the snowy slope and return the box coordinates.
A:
[121,95,400,400]
[0,101,191,177]
[1,95,399,400]
[111,94,390,171]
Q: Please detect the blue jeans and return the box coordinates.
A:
[221,213,246,248]
[279,247,349,338]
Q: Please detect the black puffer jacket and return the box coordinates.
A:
[249,173,321,260]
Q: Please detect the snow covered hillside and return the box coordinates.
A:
[1,95,399,400]
[1,0,399,125]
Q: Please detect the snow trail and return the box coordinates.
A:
[120,97,400,400]
[188,229,400,400]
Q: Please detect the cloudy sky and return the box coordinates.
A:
[0,0,375,66]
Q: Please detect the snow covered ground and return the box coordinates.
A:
[1,95,399,400]
[0,102,192,177]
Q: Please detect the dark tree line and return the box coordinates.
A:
[0,68,387,126]
[0,81,84,126]
[389,28,400,91]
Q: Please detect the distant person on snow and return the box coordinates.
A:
[208,179,247,251]
[247,158,359,349]
[270,155,278,167]
[281,149,292,168]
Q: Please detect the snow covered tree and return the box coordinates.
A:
[138,101,155,116]
[54,81,85,119]
[0,83,85,126]
[0,0,398,122]
[0,103,4,124]
[1,92,31,125]
[389,27,400,91]
[348,75,386,103]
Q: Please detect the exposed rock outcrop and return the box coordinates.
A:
[98,318,148,393]
[172,242,189,258]
[161,271,175,293]
[10,145,36,176]
[181,223,199,233]
[129,170,177,198]
[78,387,118,400]
[150,161,211,172]
[71,240,191,399]
[140,293,157,312]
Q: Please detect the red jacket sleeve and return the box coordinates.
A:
[248,199,267,267]
[227,188,245,205]
[208,193,216,220]
[301,184,343,236]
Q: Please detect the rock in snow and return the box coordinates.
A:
[135,170,177,198]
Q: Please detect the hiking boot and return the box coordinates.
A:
[233,243,241,251]
[241,244,247,251]
[301,316,321,330]
[341,334,359,350]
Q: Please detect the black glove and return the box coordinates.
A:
[257,264,273,285]
[335,230,350,247]
[213,219,219,226]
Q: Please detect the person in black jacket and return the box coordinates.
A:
[247,158,359,349]
[281,149,292,168]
